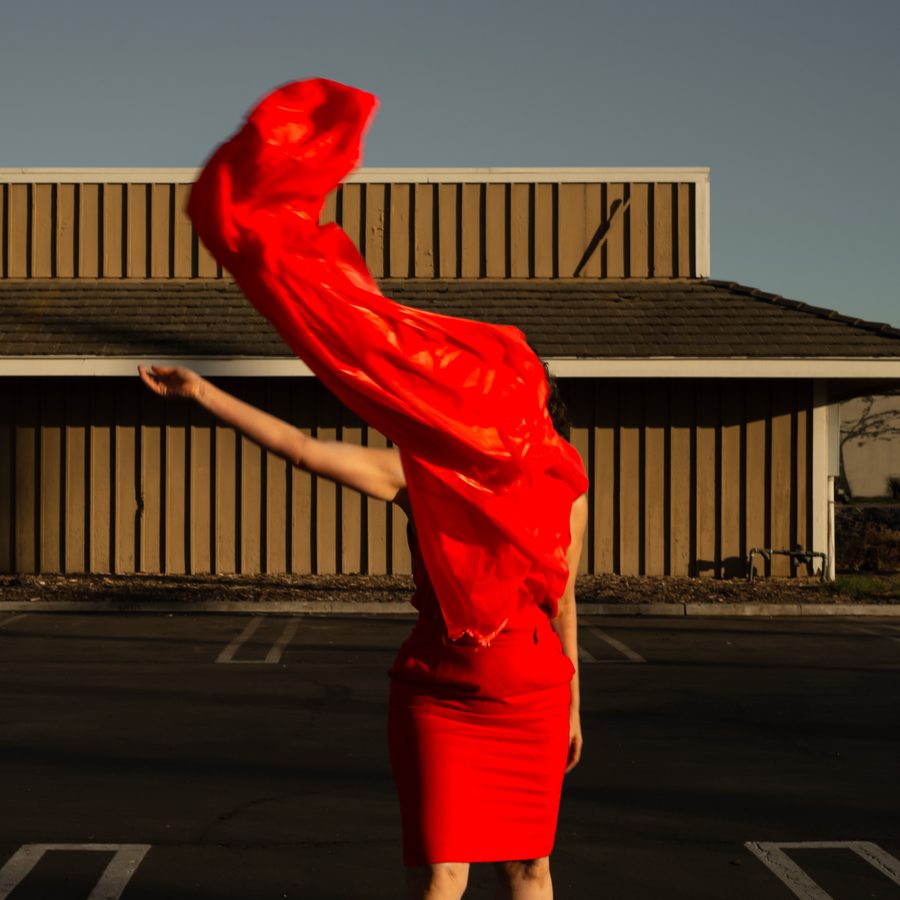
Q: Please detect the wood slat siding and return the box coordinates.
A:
[0,377,817,579]
[1,179,698,279]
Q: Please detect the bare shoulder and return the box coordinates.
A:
[297,439,407,504]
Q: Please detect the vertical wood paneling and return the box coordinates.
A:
[14,383,38,572]
[8,185,30,277]
[31,184,53,277]
[164,398,188,573]
[581,184,603,278]
[364,183,387,278]
[460,184,482,278]
[315,385,339,573]
[127,184,148,278]
[567,381,590,575]
[103,184,125,278]
[0,185,5,277]
[265,386,289,574]
[643,383,666,576]
[534,184,554,277]
[366,427,389,574]
[214,418,237,573]
[89,385,113,572]
[340,406,364,573]
[64,389,87,572]
[56,184,76,277]
[605,184,627,278]
[618,383,640,575]
[150,184,171,278]
[139,391,163,572]
[677,183,693,276]
[484,183,506,278]
[321,189,338,226]
[414,184,435,278]
[0,384,12,572]
[629,184,650,277]
[390,446,410,574]
[437,184,458,278]
[652,183,674,277]
[39,387,63,571]
[558,184,585,278]
[745,384,768,574]
[196,233,218,277]
[669,383,692,576]
[189,404,213,573]
[592,380,615,574]
[239,385,263,574]
[0,177,697,281]
[770,388,793,576]
[389,183,411,278]
[79,184,101,277]
[341,184,364,255]
[114,382,139,573]
[173,184,193,278]
[694,382,717,576]
[796,383,811,560]
[509,184,531,278]
[289,386,313,574]
[1,377,823,580]
[720,382,743,577]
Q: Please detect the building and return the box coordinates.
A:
[1,168,899,579]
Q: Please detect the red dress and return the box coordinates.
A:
[388,519,575,866]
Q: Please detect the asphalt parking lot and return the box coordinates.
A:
[0,611,898,899]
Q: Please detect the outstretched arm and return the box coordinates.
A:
[551,492,588,773]
[137,365,406,503]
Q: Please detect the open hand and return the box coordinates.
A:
[137,365,203,401]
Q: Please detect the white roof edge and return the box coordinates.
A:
[0,167,711,185]
[1,357,898,379]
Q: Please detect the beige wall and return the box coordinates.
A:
[0,376,815,579]
[0,178,700,280]
[841,394,900,497]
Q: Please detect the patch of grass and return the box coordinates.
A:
[827,573,900,599]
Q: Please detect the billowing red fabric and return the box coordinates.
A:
[188,78,589,645]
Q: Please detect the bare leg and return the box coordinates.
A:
[405,862,470,899]
[493,857,553,900]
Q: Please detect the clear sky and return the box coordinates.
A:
[2,0,898,326]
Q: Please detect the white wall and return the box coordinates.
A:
[840,394,900,497]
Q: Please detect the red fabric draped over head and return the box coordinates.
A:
[188,78,589,646]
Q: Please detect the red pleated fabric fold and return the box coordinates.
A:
[188,78,589,645]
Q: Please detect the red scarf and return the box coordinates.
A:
[188,78,588,645]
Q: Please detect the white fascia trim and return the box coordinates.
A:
[0,167,711,185]
[1,357,899,378]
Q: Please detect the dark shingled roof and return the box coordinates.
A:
[1,278,899,359]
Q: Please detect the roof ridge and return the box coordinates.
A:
[704,279,900,341]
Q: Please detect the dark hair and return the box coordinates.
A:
[542,360,572,442]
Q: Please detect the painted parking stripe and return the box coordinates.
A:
[216,616,298,664]
[585,626,646,663]
[0,614,28,630]
[0,843,150,900]
[855,624,900,644]
[744,840,900,899]
[577,644,597,663]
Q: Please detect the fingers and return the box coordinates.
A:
[137,365,169,397]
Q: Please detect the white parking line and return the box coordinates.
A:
[0,843,150,900]
[584,626,646,663]
[0,614,28,630]
[855,624,900,644]
[745,840,900,899]
[216,616,298,664]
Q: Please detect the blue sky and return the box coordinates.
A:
[2,0,898,326]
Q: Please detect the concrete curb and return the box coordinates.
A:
[2,600,899,616]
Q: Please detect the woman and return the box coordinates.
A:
[138,361,586,899]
